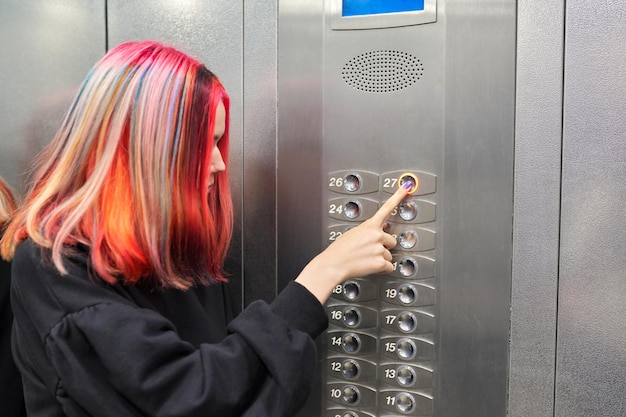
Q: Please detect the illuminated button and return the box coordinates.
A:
[382,171,436,196]
[343,174,361,192]
[398,173,419,195]
[342,385,360,404]
[397,338,417,359]
[398,200,419,221]
[395,392,416,413]
[342,333,361,353]
[344,201,361,219]
[398,284,417,304]
[343,281,360,301]
[397,312,417,332]
[398,257,417,277]
[398,229,418,249]
[342,359,360,379]
[397,366,416,386]
[342,307,361,327]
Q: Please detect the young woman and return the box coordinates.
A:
[0,41,409,417]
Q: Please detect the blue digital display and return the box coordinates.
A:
[342,0,425,17]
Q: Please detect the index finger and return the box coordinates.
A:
[370,184,410,226]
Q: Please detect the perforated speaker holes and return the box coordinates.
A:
[342,50,424,93]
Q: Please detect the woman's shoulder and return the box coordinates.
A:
[11,239,137,337]
[13,238,88,267]
[12,239,90,287]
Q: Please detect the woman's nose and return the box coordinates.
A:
[211,146,226,173]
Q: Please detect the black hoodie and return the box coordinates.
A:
[1,245,27,417]
[10,239,327,417]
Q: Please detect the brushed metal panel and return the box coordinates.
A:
[280,0,515,416]
[556,1,626,416]
[106,1,243,107]
[277,0,325,291]
[242,0,278,305]
[0,0,105,191]
[278,1,325,415]
[107,0,246,311]
[438,1,515,415]
[320,13,444,416]
[509,1,564,416]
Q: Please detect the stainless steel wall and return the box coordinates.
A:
[439,1,515,414]
[556,1,626,415]
[0,0,105,191]
[509,1,564,415]
[511,2,626,417]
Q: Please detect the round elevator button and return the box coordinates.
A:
[342,385,360,404]
[398,257,417,277]
[398,173,419,194]
[342,307,361,327]
[396,365,416,386]
[396,338,417,359]
[344,201,361,219]
[398,200,418,221]
[398,284,417,304]
[342,281,360,301]
[395,392,416,413]
[342,359,360,379]
[397,312,417,332]
[342,333,361,353]
[398,229,418,249]
[343,174,361,192]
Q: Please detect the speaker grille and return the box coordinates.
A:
[342,50,424,93]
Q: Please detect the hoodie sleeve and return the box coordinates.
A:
[44,281,327,417]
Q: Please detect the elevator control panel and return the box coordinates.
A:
[324,170,437,417]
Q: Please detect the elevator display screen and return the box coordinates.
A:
[329,0,436,30]
[342,0,425,17]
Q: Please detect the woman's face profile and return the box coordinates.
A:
[209,101,226,189]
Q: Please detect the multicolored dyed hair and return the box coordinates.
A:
[0,177,17,231]
[0,41,233,289]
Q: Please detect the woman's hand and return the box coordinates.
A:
[295,185,410,304]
